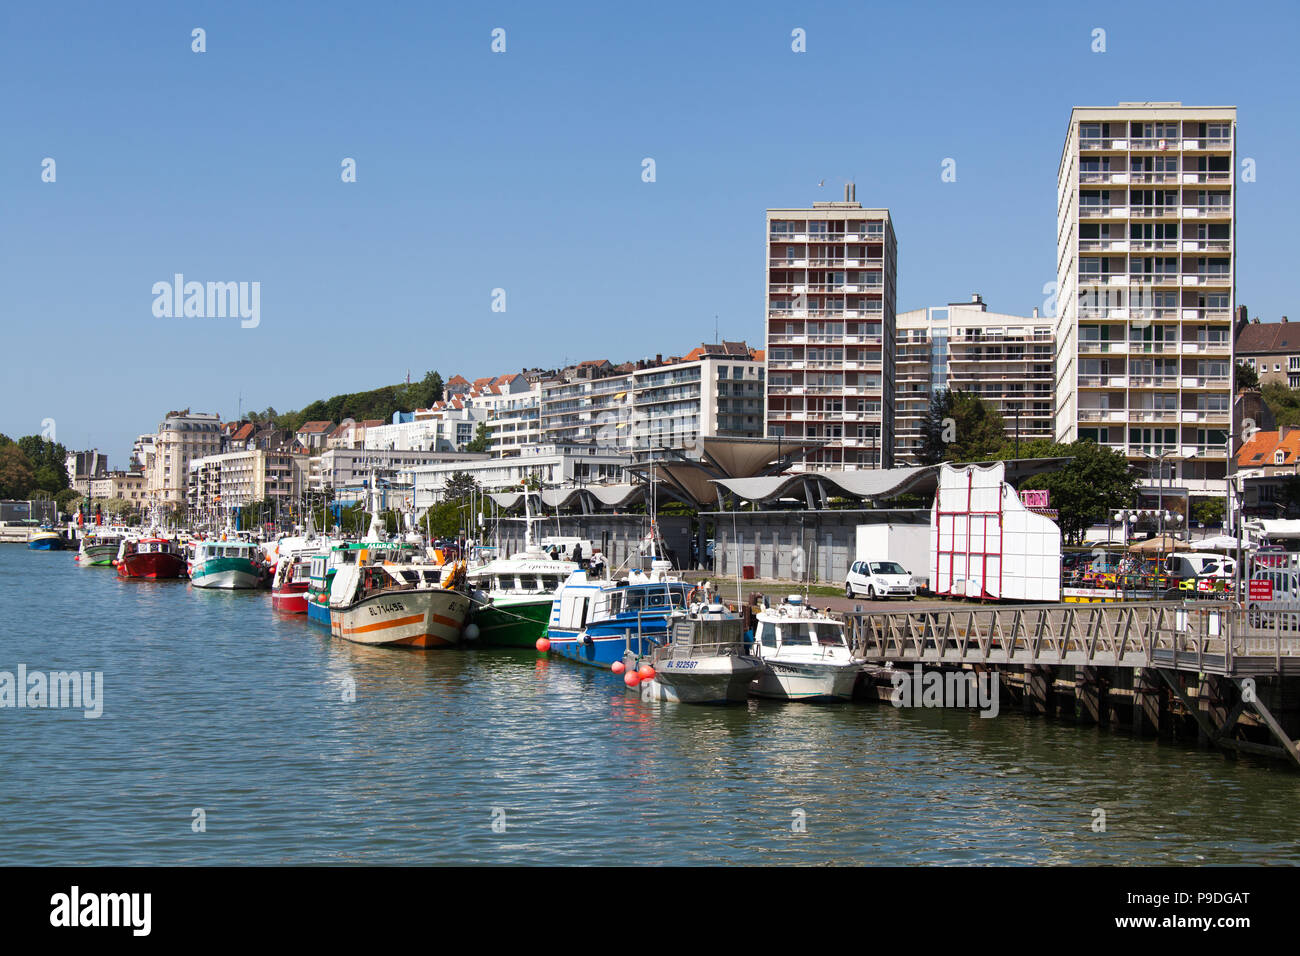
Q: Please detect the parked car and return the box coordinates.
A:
[846,560,916,600]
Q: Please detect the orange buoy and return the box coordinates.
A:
[638,665,655,680]
[611,661,626,675]
[624,672,641,687]
[535,637,551,652]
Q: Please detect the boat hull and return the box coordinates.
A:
[547,625,664,668]
[272,585,309,614]
[329,589,470,648]
[470,597,551,647]
[191,558,262,590]
[28,534,63,551]
[750,660,861,702]
[645,656,766,705]
[117,552,187,580]
[77,544,118,565]
[307,596,330,626]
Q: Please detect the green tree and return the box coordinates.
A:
[1028,440,1138,545]
[919,389,1008,464]
[1191,497,1226,526]
[1261,382,1300,427]
[1235,360,1259,391]
[417,371,444,409]
[444,471,479,503]
[0,445,35,499]
[466,422,491,453]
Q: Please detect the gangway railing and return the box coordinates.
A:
[845,600,1300,677]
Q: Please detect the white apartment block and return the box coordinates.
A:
[404,443,630,508]
[315,448,486,491]
[765,187,898,469]
[538,344,764,458]
[896,295,1055,465]
[487,384,543,457]
[187,447,307,520]
[1056,103,1235,496]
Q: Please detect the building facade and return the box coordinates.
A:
[186,447,307,523]
[145,411,224,506]
[765,187,898,469]
[1055,102,1236,496]
[404,443,630,507]
[895,296,1055,465]
[1235,312,1300,388]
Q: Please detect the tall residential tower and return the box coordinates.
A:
[1055,102,1235,496]
[765,186,898,469]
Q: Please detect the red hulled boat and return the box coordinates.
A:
[270,552,313,613]
[116,537,188,580]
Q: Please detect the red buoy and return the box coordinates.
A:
[535,637,551,652]
[638,665,655,680]
[611,661,626,675]
[624,672,641,687]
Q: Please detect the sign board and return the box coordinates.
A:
[1249,579,1274,601]
[1019,489,1049,509]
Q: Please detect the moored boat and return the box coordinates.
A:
[467,555,577,647]
[116,536,188,580]
[749,596,864,702]
[28,529,64,551]
[636,593,764,704]
[190,538,264,589]
[547,561,688,668]
[76,531,125,565]
[327,552,470,648]
[271,548,319,613]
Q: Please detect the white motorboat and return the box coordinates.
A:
[749,596,864,702]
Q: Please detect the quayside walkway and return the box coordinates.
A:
[844,601,1300,768]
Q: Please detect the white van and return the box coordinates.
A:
[1163,552,1236,582]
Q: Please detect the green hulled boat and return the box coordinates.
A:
[466,555,577,647]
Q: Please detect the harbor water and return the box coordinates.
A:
[2,546,1298,865]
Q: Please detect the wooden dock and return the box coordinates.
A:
[845,601,1300,768]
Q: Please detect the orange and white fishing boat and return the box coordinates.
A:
[326,548,470,648]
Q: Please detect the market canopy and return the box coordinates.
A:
[1127,534,1193,553]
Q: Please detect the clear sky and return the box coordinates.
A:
[3,0,1297,467]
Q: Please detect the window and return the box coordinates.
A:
[780,624,812,646]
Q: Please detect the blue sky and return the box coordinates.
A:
[3,0,1297,466]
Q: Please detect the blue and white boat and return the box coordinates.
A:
[28,529,64,551]
[546,561,691,668]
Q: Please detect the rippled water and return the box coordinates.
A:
[2,545,1297,865]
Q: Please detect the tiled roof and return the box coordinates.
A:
[297,420,334,434]
[1236,322,1298,355]
[1238,430,1300,467]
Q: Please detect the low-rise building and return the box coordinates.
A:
[404,443,630,507]
[1235,310,1300,388]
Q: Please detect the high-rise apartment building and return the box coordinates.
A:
[765,187,897,469]
[896,295,1055,465]
[145,410,223,506]
[1055,103,1235,495]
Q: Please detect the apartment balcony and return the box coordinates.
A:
[1183,272,1232,286]
[1127,137,1180,150]
[1181,172,1232,184]
[1128,410,1181,424]
[1179,341,1231,355]
[1127,173,1180,185]
[1078,239,1131,252]
[1123,341,1181,355]
[1191,444,1227,459]
[1181,308,1231,321]
[1180,375,1231,389]
[1181,137,1233,150]
[1079,408,1128,423]
[1182,205,1232,219]
[1078,205,1126,218]
[1081,171,1129,184]
[1182,410,1230,425]
[1127,240,1180,252]
[1180,240,1231,253]
[1129,375,1180,388]
[1079,137,1129,150]
[1079,374,1130,388]
[1128,205,1180,219]
[1127,272,1181,286]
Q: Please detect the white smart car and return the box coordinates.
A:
[845,560,917,600]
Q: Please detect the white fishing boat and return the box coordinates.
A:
[749,596,865,702]
[327,551,470,648]
[638,588,764,704]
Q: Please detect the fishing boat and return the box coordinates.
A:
[190,538,264,589]
[116,536,188,580]
[466,493,579,646]
[326,549,470,648]
[76,531,125,566]
[749,596,865,702]
[27,529,64,551]
[270,549,318,613]
[307,541,408,625]
[546,561,690,668]
[635,590,764,704]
